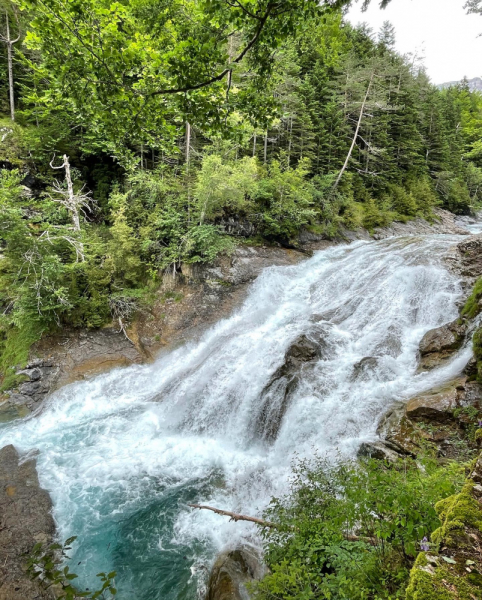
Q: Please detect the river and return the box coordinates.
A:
[0,228,479,598]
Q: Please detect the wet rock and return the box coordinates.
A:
[351,357,380,381]
[206,546,267,600]
[418,319,466,371]
[358,441,402,462]
[419,320,465,355]
[256,331,327,441]
[0,445,55,600]
[405,378,467,422]
[0,359,59,416]
[456,233,482,279]
[464,356,478,378]
[376,403,422,456]
[459,380,482,409]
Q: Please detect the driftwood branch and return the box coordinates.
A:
[188,504,378,545]
[188,504,276,528]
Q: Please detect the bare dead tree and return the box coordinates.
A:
[0,6,21,121]
[109,295,138,344]
[49,154,92,232]
[333,72,374,190]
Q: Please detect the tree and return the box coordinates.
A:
[0,1,21,120]
[378,20,395,52]
[17,0,351,163]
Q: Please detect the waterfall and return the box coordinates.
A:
[0,232,475,599]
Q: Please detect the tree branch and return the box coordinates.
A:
[149,2,275,97]
[188,504,276,528]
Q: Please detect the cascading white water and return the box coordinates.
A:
[0,231,477,599]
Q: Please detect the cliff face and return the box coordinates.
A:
[0,444,56,600]
[439,77,482,92]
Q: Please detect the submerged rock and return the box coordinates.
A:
[0,444,55,600]
[418,319,466,371]
[206,546,267,600]
[351,357,380,382]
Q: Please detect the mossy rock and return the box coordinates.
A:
[405,553,482,599]
[432,482,482,547]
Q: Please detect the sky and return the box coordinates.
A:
[347,0,482,85]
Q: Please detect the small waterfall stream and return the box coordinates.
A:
[0,230,478,599]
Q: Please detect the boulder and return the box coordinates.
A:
[418,320,466,371]
[456,233,482,279]
[0,445,55,600]
[405,378,467,422]
[206,546,267,600]
[357,441,402,462]
[1,359,59,415]
[351,357,380,382]
[255,330,327,441]
[376,403,423,456]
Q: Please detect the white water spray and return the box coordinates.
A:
[0,232,476,598]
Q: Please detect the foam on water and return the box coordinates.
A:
[0,232,477,598]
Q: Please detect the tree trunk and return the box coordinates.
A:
[6,14,15,121]
[186,121,191,223]
[288,117,293,166]
[253,132,257,157]
[63,155,80,231]
[333,73,374,190]
[264,130,268,164]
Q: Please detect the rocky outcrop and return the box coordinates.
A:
[4,359,59,413]
[455,233,482,280]
[361,376,482,462]
[376,402,424,456]
[256,329,328,441]
[405,378,467,422]
[418,320,466,371]
[0,445,55,600]
[206,546,267,600]
[373,208,469,240]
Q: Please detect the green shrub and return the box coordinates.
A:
[461,278,482,320]
[253,455,464,600]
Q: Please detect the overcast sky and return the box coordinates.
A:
[347,0,482,85]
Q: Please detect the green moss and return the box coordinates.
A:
[0,371,29,393]
[432,482,482,546]
[474,327,482,382]
[405,554,453,600]
[0,321,44,391]
[405,554,482,600]
[461,278,482,320]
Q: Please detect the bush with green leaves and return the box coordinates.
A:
[27,537,117,599]
[252,454,465,600]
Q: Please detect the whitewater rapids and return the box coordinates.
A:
[0,232,477,599]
